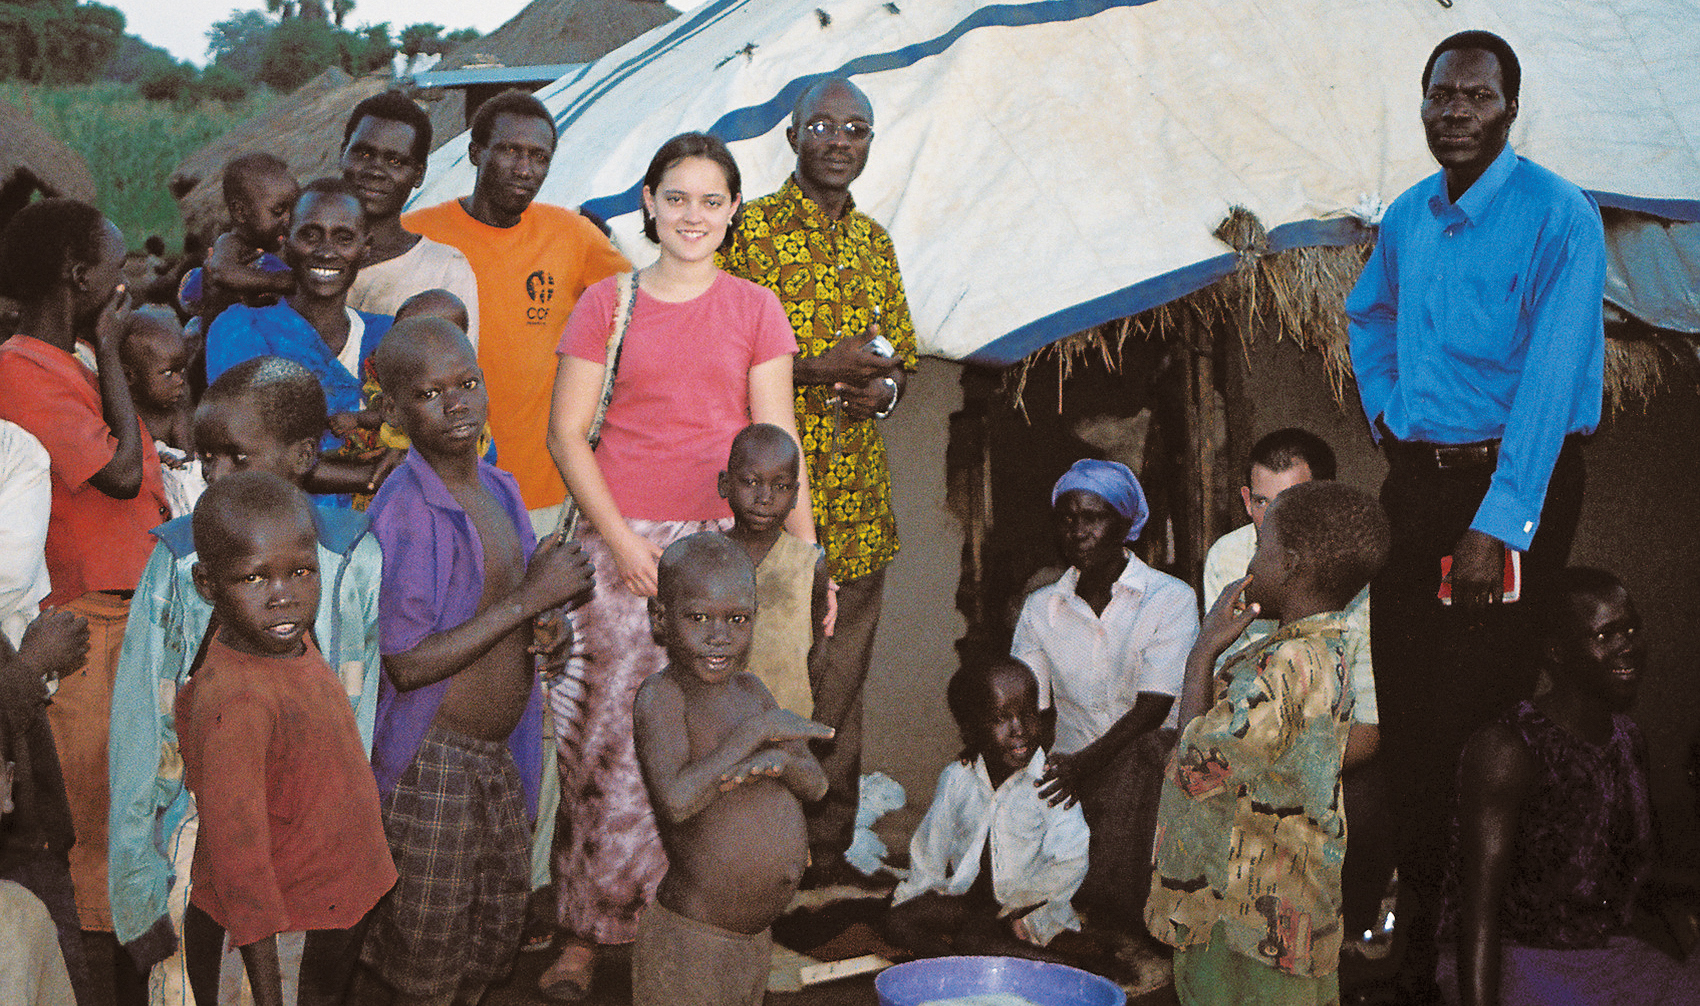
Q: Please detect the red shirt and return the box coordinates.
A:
[178,637,396,945]
[0,336,168,604]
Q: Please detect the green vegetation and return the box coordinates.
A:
[0,3,484,253]
[0,82,275,252]
[206,4,479,94]
[4,3,484,104]
[0,1,125,85]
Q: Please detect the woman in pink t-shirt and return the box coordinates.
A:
[543,132,810,997]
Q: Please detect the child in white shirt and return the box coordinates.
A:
[887,658,1089,962]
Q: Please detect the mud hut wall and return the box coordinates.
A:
[863,357,969,815]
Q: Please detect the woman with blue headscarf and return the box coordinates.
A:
[1011,459,1200,935]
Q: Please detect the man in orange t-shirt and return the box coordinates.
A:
[404,89,628,530]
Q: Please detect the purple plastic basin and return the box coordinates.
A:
[874,955,1126,1006]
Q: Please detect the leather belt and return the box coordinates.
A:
[1384,438,1499,470]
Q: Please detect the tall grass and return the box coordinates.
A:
[0,82,276,252]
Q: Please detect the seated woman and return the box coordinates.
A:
[542,131,812,1000]
[1444,568,1700,1005]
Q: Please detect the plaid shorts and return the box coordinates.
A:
[362,724,530,997]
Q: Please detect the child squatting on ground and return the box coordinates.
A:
[1145,480,1390,1006]
[887,657,1091,964]
[176,471,396,1006]
[631,532,834,1006]
[719,423,829,716]
[360,317,591,1006]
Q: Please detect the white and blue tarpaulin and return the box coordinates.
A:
[409,0,1700,364]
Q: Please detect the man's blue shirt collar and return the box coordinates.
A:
[1427,142,1519,228]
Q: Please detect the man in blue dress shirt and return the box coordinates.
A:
[1346,29,1606,1004]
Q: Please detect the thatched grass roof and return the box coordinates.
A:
[0,97,97,207]
[418,0,678,151]
[1010,206,1693,417]
[169,68,391,243]
[438,0,676,70]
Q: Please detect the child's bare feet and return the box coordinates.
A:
[538,938,596,1003]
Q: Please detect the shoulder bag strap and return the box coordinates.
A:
[555,270,640,542]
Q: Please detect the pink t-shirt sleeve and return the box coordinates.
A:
[558,276,617,362]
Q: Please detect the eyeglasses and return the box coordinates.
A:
[803,120,874,141]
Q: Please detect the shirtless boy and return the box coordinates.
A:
[632,533,833,1006]
[362,317,593,1006]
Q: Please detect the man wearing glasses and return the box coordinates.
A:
[339,90,481,345]
[724,76,917,887]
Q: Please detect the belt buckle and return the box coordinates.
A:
[1435,443,1490,469]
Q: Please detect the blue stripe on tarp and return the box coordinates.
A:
[564,1,1700,361]
[1590,191,1700,223]
[582,0,1161,222]
[964,216,1376,366]
[550,0,757,131]
[963,193,1700,365]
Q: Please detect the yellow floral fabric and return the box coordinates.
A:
[722,177,918,581]
[1145,612,1354,978]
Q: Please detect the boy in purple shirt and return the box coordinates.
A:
[360,317,593,1006]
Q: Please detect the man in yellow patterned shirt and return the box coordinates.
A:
[723,76,917,882]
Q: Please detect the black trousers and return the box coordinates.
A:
[1369,436,1584,985]
[184,902,369,1006]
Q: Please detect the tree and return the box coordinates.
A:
[206,8,272,80]
[264,0,297,18]
[138,59,195,101]
[331,0,354,28]
[103,31,175,84]
[193,62,249,102]
[257,13,339,91]
[0,1,126,83]
[343,20,393,76]
[397,22,443,73]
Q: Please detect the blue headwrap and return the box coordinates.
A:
[1051,459,1149,543]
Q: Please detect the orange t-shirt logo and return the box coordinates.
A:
[526,270,555,323]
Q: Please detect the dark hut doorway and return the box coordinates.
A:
[949,332,1233,665]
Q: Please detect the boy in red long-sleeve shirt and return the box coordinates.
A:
[176,471,395,1006]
